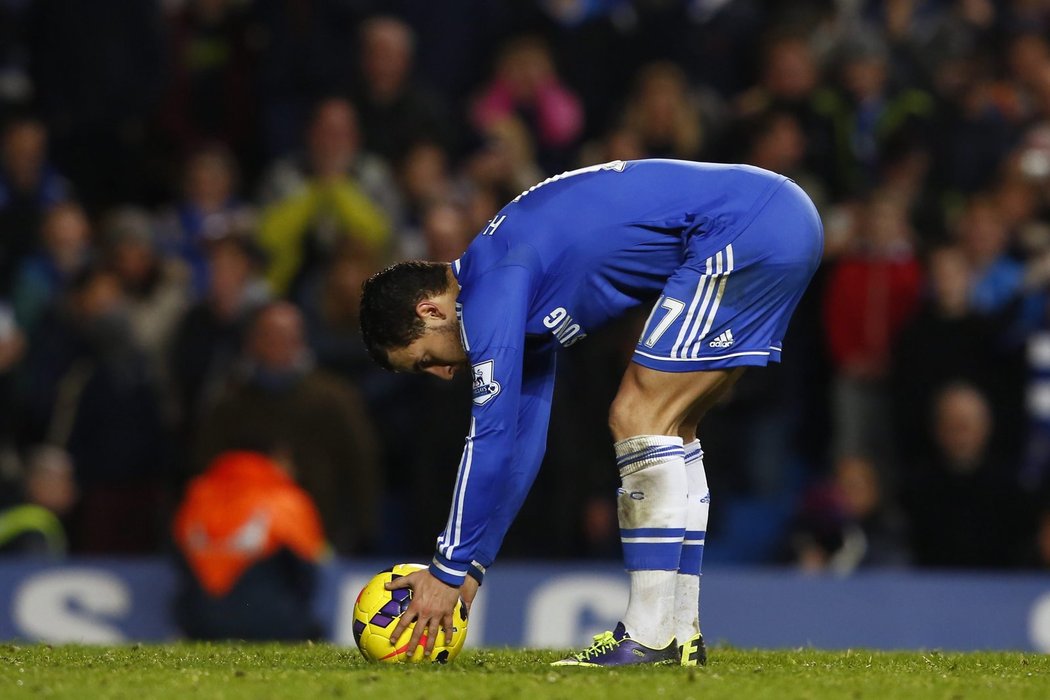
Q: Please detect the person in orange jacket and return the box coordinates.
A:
[172,448,328,640]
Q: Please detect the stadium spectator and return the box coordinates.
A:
[103,207,191,382]
[733,32,826,182]
[300,240,376,383]
[169,226,268,472]
[891,244,1022,461]
[903,383,1033,568]
[257,98,395,298]
[173,448,326,640]
[790,454,910,574]
[463,115,545,205]
[194,302,380,554]
[470,36,584,171]
[0,445,75,556]
[12,202,92,335]
[352,16,453,163]
[619,61,723,162]
[22,265,169,553]
[249,0,366,158]
[156,0,258,171]
[398,141,454,214]
[810,28,935,198]
[393,141,455,258]
[876,133,944,247]
[824,191,923,469]
[0,117,71,295]
[928,47,1015,197]
[156,146,248,298]
[735,32,821,122]
[956,194,1026,314]
[996,31,1050,128]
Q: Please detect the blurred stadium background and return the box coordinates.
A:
[1,0,1050,650]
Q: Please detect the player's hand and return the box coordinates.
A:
[386,569,461,658]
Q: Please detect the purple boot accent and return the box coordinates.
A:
[551,622,678,667]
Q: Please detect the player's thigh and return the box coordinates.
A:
[679,366,746,441]
[609,362,737,440]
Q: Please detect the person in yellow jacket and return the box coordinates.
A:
[0,446,75,557]
[258,98,397,298]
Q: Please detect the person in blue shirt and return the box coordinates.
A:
[359,159,823,666]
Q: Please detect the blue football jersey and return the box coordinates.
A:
[429,159,790,586]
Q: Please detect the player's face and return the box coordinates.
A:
[387,320,468,380]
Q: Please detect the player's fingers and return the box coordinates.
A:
[424,618,440,658]
[390,609,415,645]
[441,613,455,647]
[407,614,426,654]
[384,577,410,590]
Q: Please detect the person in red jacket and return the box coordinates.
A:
[824,191,923,475]
[172,448,328,640]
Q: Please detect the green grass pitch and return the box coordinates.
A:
[1,643,1048,699]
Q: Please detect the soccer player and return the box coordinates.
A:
[359,159,823,666]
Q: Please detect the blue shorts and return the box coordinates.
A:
[632,179,823,372]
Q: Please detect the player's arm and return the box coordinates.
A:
[465,347,558,583]
[386,351,553,656]
[429,266,540,586]
[388,263,537,655]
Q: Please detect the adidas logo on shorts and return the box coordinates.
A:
[708,329,734,348]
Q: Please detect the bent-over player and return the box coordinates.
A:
[359,159,823,666]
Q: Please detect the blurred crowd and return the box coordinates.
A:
[3,0,1050,588]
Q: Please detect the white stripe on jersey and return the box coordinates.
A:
[671,254,714,358]
[620,536,686,544]
[690,243,734,358]
[439,416,475,559]
[455,302,470,352]
[431,558,469,577]
[634,349,771,362]
[681,251,722,358]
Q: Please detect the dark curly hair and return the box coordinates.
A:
[359,261,451,370]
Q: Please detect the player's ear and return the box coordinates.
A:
[415,299,446,321]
